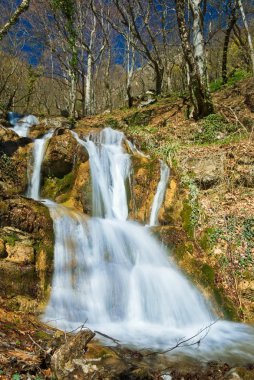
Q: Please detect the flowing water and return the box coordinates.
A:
[8,112,39,137]
[17,121,254,363]
[27,130,53,200]
[149,160,170,226]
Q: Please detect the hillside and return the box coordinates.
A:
[0,78,253,379]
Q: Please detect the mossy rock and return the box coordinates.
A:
[180,200,195,239]
[0,197,54,304]
[41,172,75,202]
[124,109,153,127]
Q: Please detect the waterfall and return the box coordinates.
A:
[149,160,170,226]
[27,131,53,200]
[72,129,131,220]
[8,112,39,138]
[42,127,254,362]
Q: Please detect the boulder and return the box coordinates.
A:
[185,155,224,190]
[0,197,54,304]
[42,129,88,178]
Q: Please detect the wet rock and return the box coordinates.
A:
[42,129,88,178]
[129,157,161,223]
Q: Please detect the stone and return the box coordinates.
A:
[0,126,19,143]
[185,155,224,189]
[42,129,88,178]
[51,329,96,380]
[0,197,54,302]
[6,241,34,264]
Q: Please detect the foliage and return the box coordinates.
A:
[193,113,238,144]
[210,69,251,93]
[227,69,251,86]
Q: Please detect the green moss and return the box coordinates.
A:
[181,200,194,239]
[34,331,52,341]
[124,110,153,127]
[213,288,238,320]
[105,118,119,129]
[3,233,19,246]
[201,264,215,285]
[42,171,74,201]
[199,227,220,252]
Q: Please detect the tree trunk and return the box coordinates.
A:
[190,0,207,86]
[85,52,93,115]
[222,4,237,84]
[69,70,77,119]
[175,0,213,119]
[154,63,164,96]
[105,49,112,111]
[0,0,30,41]
[238,0,254,75]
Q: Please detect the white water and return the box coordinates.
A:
[27,131,53,200]
[42,127,254,362]
[149,160,170,226]
[72,129,131,220]
[9,113,39,137]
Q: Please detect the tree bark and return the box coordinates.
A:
[175,0,213,119]
[222,3,237,84]
[85,52,93,115]
[0,0,30,41]
[154,63,164,96]
[238,0,254,76]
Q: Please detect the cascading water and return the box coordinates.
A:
[149,160,170,226]
[41,127,254,362]
[27,130,53,200]
[8,112,39,137]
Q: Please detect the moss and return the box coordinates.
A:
[34,331,52,341]
[199,227,219,252]
[201,264,215,286]
[42,171,74,201]
[105,118,119,129]
[124,110,153,127]
[181,200,194,239]
[3,233,19,247]
[213,288,238,320]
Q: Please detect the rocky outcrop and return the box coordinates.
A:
[0,197,54,305]
[184,154,224,190]
[42,129,88,178]
[129,156,161,223]
[0,127,32,198]
[29,117,72,139]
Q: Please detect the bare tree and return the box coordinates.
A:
[238,0,254,75]
[222,1,238,84]
[0,0,30,42]
[175,0,214,119]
